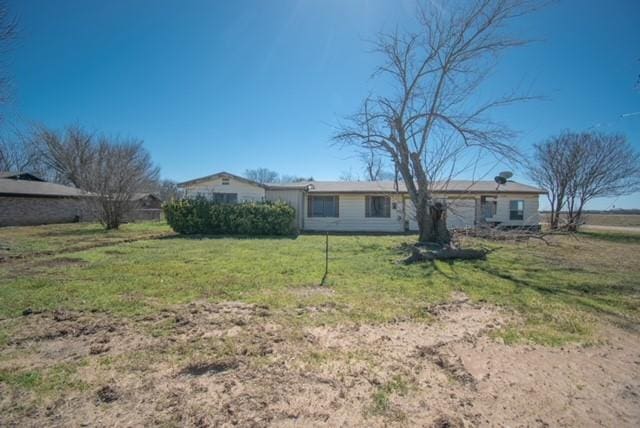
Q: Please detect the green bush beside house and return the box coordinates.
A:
[163,197,296,236]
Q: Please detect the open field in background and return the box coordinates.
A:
[542,213,640,228]
[0,222,639,426]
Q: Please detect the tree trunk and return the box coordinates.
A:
[417,202,450,244]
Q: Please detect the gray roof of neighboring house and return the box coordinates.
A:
[0,176,88,197]
[0,171,46,181]
[266,180,546,194]
[132,193,161,201]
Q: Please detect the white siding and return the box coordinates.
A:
[484,195,540,226]
[181,177,265,202]
[446,198,477,229]
[405,196,479,231]
[304,194,405,232]
[265,189,305,230]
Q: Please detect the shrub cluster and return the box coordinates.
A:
[163,198,296,235]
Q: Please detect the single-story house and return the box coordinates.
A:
[178,171,546,232]
[0,172,163,227]
[0,172,93,226]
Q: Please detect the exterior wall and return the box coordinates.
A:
[404,194,541,231]
[0,196,94,227]
[182,177,265,202]
[484,194,540,227]
[404,196,478,231]
[304,194,405,232]
[445,197,478,230]
[265,189,305,230]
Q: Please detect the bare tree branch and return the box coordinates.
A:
[334,0,540,244]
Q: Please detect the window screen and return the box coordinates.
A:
[212,193,238,204]
[308,195,339,217]
[365,196,391,218]
[509,200,524,220]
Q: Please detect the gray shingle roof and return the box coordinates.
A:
[266,180,545,194]
[0,178,88,197]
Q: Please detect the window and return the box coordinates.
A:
[509,200,524,220]
[212,193,238,204]
[221,177,230,185]
[308,195,339,217]
[481,196,497,218]
[365,196,391,218]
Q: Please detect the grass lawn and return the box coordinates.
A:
[1,222,638,345]
[1,222,639,426]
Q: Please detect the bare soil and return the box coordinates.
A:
[1,295,638,427]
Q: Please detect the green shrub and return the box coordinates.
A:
[163,197,296,236]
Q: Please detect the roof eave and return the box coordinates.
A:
[177,171,266,189]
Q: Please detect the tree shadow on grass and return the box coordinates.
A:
[473,264,640,331]
[158,233,299,241]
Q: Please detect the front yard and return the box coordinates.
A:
[1,222,639,426]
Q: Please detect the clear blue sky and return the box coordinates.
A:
[4,0,640,209]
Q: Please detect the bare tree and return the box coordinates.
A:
[529,133,576,229]
[339,168,359,181]
[153,179,179,202]
[530,131,640,231]
[360,150,396,181]
[563,132,640,231]
[245,167,279,184]
[280,174,313,183]
[36,125,160,229]
[0,125,56,179]
[334,0,539,244]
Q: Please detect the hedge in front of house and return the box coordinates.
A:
[163,197,296,235]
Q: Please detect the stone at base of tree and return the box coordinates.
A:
[402,246,488,264]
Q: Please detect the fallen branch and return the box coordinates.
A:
[402,246,489,264]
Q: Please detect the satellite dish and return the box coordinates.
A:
[494,176,507,185]
[499,171,513,179]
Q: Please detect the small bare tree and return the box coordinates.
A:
[37,125,160,229]
[530,131,640,231]
[245,168,279,184]
[334,0,539,244]
[563,132,640,231]
[360,150,395,181]
[153,179,179,202]
[529,133,577,229]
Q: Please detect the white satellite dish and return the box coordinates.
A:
[499,171,513,179]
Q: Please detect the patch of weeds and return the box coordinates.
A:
[0,370,42,389]
[148,318,177,338]
[0,363,87,396]
[368,375,410,420]
[492,326,522,345]
[303,350,330,366]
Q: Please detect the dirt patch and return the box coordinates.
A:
[1,296,639,427]
[2,256,90,279]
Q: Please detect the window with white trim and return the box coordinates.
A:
[365,196,391,218]
[308,195,339,217]
[212,193,237,204]
[509,200,524,220]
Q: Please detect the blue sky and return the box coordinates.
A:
[4,0,640,209]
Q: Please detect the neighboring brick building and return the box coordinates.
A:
[0,172,162,227]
